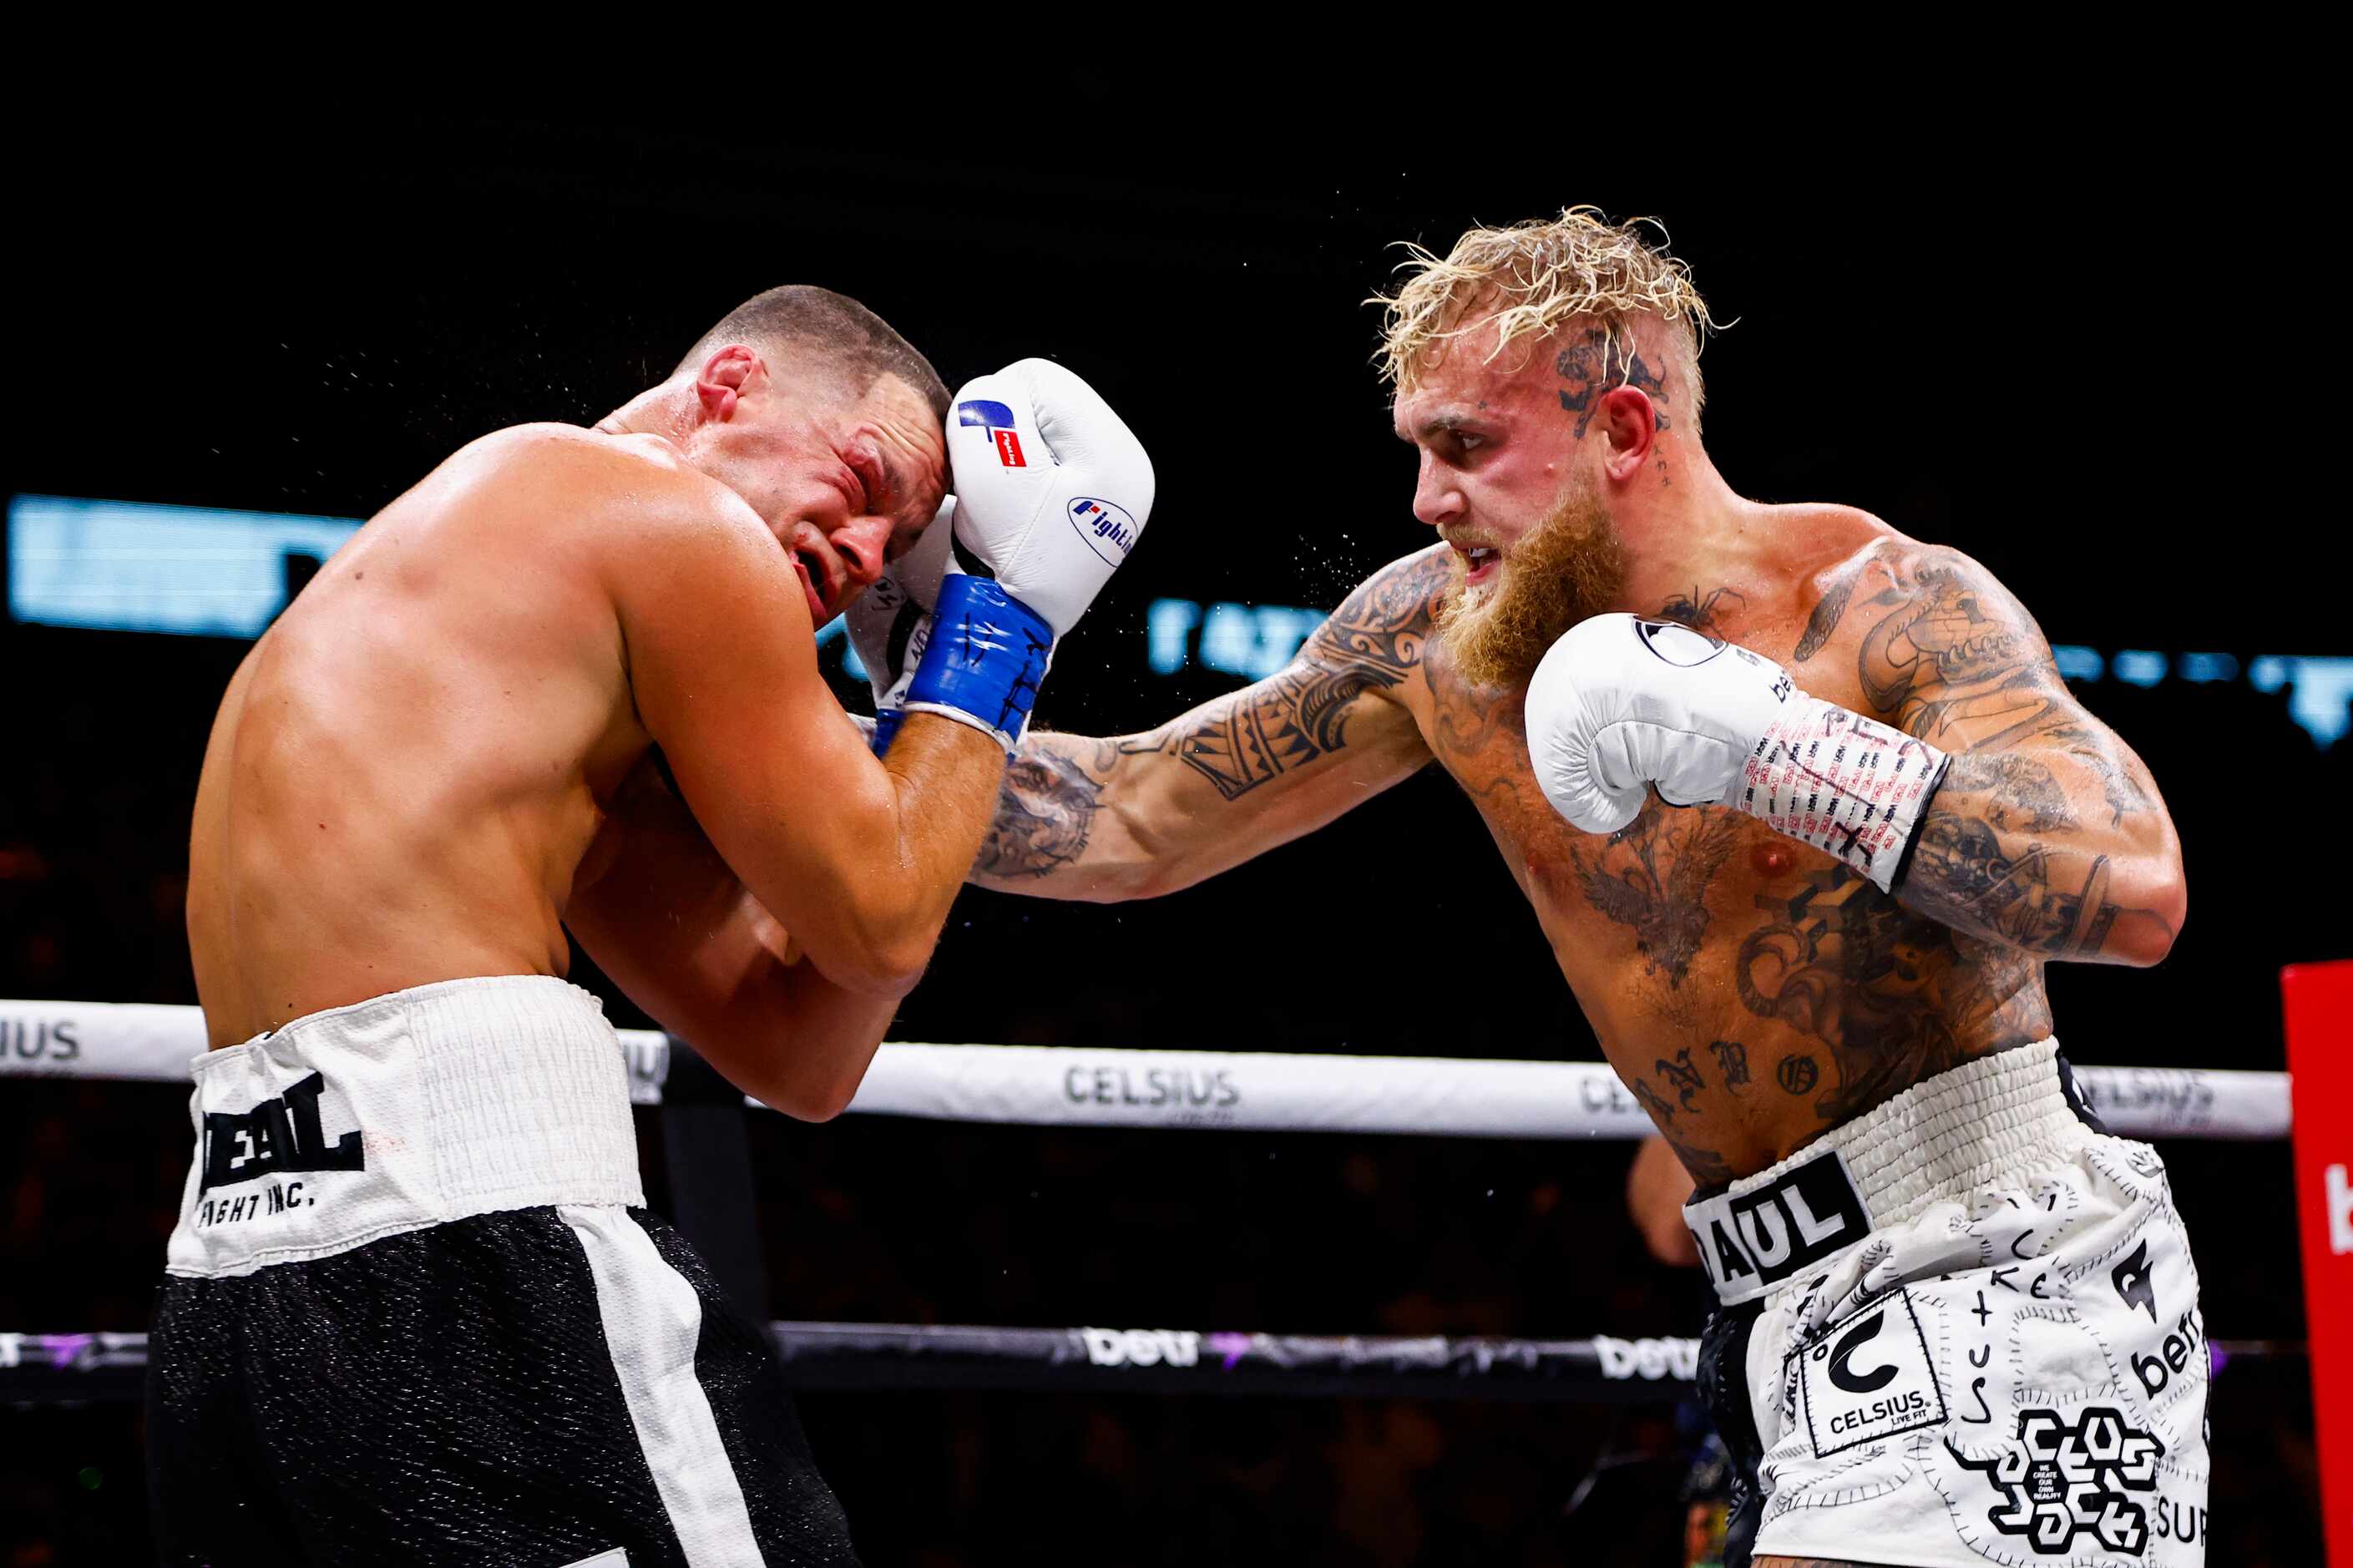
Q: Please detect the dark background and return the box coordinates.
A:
[2,80,2340,1564]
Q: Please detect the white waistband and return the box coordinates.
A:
[1683,1039,2091,1304]
[166,975,645,1277]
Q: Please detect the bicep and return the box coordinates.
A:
[610,507,895,951]
[1849,549,2076,751]
[1849,549,2167,804]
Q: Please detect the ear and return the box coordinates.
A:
[1595,385,1659,483]
[694,345,761,422]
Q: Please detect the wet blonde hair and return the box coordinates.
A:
[1373,206,1720,425]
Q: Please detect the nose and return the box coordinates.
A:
[1410,451,1462,529]
[830,513,893,591]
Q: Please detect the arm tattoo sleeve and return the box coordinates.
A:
[1122,549,1448,802]
[973,742,1111,880]
[1860,553,2173,959]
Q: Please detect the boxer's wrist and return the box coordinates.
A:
[897,573,1055,751]
[1732,691,1950,893]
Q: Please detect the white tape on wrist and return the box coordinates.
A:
[1738,694,1950,891]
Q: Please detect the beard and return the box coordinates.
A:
[1434,471,1628,688]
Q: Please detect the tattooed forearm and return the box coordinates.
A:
[1901,813,2132,955]
[973,743,1109,880]
[1851,552,2178,962]
[1126,549,1447,801]
[1940,753,2077,834]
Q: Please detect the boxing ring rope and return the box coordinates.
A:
[0,999,2293,1142]
[0,997,2309,1409]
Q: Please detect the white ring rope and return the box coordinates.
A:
[0,999,2291,1142]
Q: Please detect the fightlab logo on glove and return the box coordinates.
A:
[1066,498,1137,565]
[957,398,1027,467]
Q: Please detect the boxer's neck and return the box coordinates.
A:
[597,378,699,443]
[1597,439,1774,625]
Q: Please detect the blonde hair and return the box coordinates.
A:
[1373,206,1721,423]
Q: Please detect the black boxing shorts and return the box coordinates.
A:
[147,974,858,1566]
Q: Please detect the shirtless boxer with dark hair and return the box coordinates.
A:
[156,285,1154,1565]
[925,212,2204,1566]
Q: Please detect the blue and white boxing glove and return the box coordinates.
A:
[1524,615,1951,892]
[892,358,1154,751]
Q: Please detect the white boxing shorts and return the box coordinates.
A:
[1683,1039,2209,1567]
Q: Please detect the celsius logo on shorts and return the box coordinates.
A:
[1797,1288,1946,1457]
[1632,618,1724,667]
[1066,498,1137,565]
[956,398,1026,467]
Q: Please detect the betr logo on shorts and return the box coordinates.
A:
[200,1071,365,1191]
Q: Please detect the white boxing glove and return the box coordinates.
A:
[1524,615,1951,891]
[891,360,1155,750]
[942,358,1154,635]
[844,496,958,749]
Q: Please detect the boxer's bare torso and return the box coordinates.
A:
[187,369,978,1124]
[188,427,660,1046]
[1405,525,2046,1184]
[974,507,2176,1185]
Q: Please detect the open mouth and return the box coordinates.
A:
[1457,544,1500,582]
[789,549,832,623]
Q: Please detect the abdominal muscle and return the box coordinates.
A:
[1417,652,2047,1186]
[185,474,643,1050]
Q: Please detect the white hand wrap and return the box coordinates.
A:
[1738,692,1950,891]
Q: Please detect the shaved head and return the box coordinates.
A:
[681,285,949,422]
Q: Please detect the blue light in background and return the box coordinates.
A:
[1146,599,1201,674]
[2177,653,2239,684]
[2276,658,2353,748]
[8,494,361,637]
[1151,599,1323,681]
[8,498,2350,752]
[2052,645,2105,681]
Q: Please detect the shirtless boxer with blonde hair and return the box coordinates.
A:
[927,210,2204,1567]
[154,285,1153,1565]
